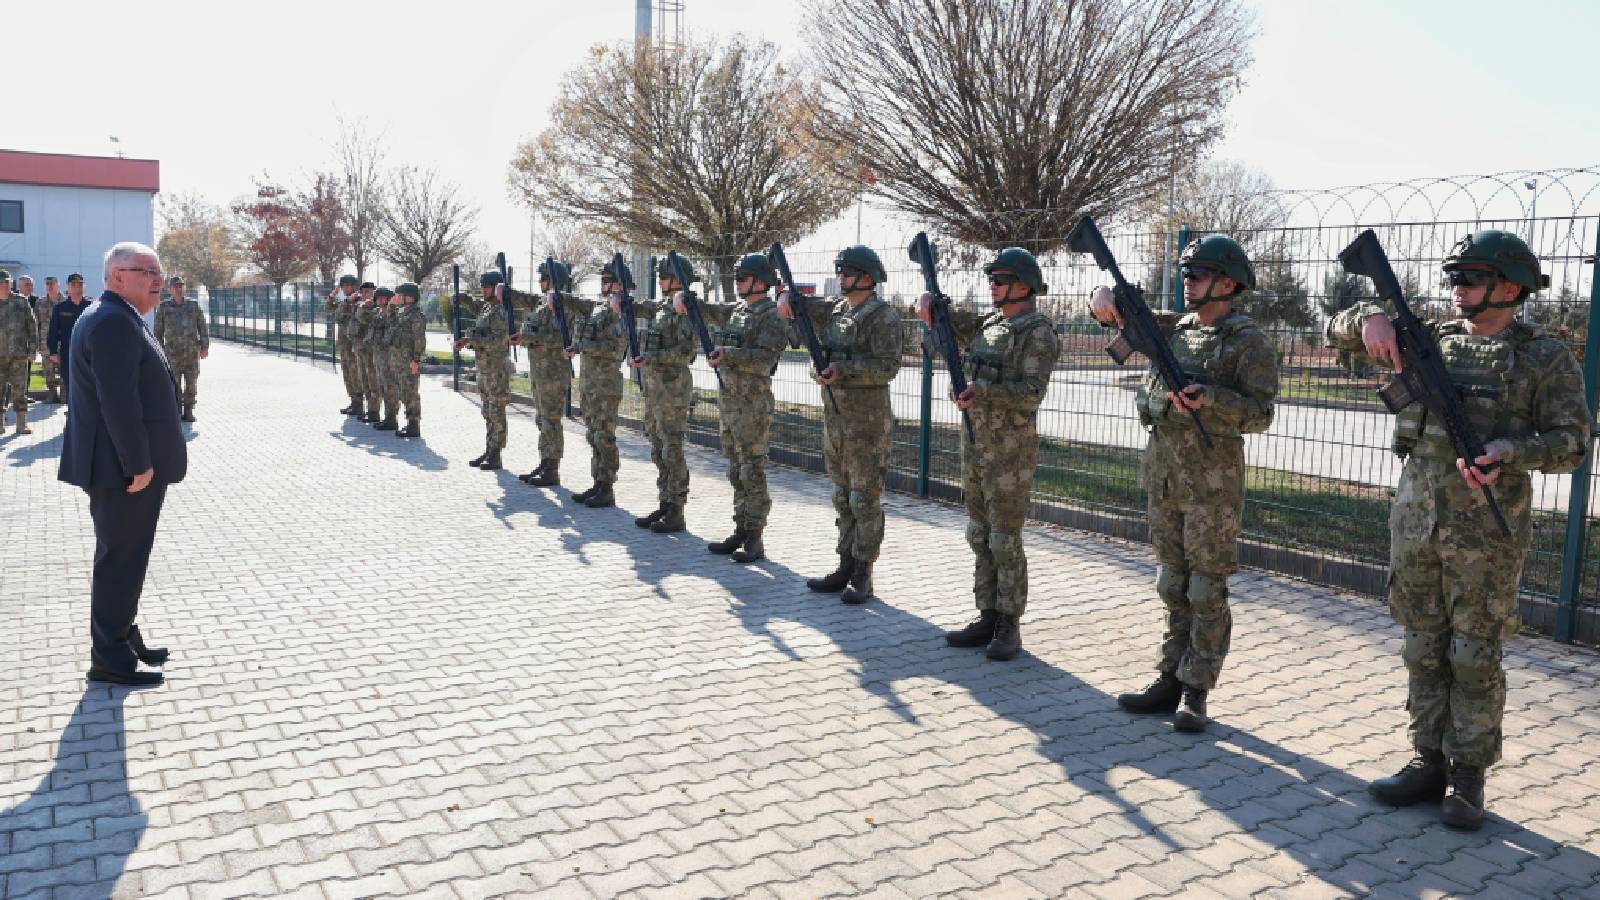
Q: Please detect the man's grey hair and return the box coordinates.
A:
[44,276,58,284]
[17,275,33,287]
[103,241,160,280]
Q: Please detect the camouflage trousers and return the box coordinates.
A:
[377,351,401,421]
[477,351,511,451]
[40,352,58,391]
[642,363,694,508]
[170,354,200,408]
[386,358,420,424]
[963,407,1039,617]
[1388,456,1531,767]
[719,373,774,532]
[0,357,29,412]
[1143,427,1244,691]
[359,346,383,414]
[530,349,573,461]
[579,356,623,486]
[823,386,894,564]
[338,335,363,402]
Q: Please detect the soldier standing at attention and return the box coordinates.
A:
[16,276,44,406]
[48,274,91,406]
[370,288,400,431]
[327,274,364,417]
[691,251,791,563]
[153,275,209,423]
[454,271,512,469]
[778,246,905,604]
[32,276,64,403]
[388,283,427,438]
[1325,231,1589,830]
[352,282,384,423]
[0,270,38,433]
[923,248,1060,660]
[621,257,702,534]
[1091,236,1279,733]
[503,260,583,487]
[565,259,632,508]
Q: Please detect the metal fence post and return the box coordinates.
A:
[917,325,933,498]
[1555,228,1600,642]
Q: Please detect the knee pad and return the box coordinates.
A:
[1448,635,1502,689]
[1155,565,1188,606]
[1187,573,1229,612]
[1402,629,1448,675]
[987,529,1023,565]
[849,490,878,517]
[965,521,990,554]
[831,486,851,517]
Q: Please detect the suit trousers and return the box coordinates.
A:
[88,483,167,671]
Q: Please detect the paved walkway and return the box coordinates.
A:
[3,343,1599,900]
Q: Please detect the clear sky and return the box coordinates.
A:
[12,0,1599,270]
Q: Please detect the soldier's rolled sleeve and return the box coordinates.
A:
[1499,350,1591,474]
[724,316,788,373]
[1322,301,1389,360]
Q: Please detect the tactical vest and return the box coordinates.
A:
[575,307,624,354]
[962,309,1050,385]
[821,296,885,362]
[1395,324,1536,460]
[519,295,568,349]
[1136,312,1259,437]
[641,305,689,357]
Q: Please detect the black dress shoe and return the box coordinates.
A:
[87,667,164,687]
[129,626,169,666]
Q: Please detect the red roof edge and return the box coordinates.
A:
[0,149,160,193]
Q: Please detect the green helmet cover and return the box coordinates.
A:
[833,245,886,285]
[734,252,778,290]
[1180,235,1255,293]
[600,259,635,291]
[656,254,697,285]
[479,270,504,288]
[1443,230,1548,298]
[395,282,420,300]
[983,247,1046,295]
[538,259,573,292]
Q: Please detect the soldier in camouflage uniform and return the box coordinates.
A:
[454,271,513,469]
[0,270,39,434]
[326,275,365,416]
[1325,230,1590,830]
[16,276,46,405]
[779,246,905,604]
[387,283,427,437]
[32,277,63,403]
[153,276,210,422]
[355,284,389,424]
[503,260,583,487]
[567,259,634,509]
[370,288,400,430]
[689,252,792,563]
[622,257,702,534]
[1092,235,1280,733]
[925,248,1061,661]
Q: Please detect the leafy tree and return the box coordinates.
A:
[295,172,351,286]
[232,180,311,290]
[378,166,477,285]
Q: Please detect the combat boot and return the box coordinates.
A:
[635,507,666,528]
[468,450,489,467]
[181,403,195,423]
[1117,672,1183,714]
[707,529,748,555]
[583,484,615,508]
[1173,686,1210,733]
[1368,749,1447,807]
[1440,761,1487,830]
[528,460,560,487]
[397,422,420,438]
[806,553,853,593]
[840,561,875,604]
[14,410,30,436]
[375,416,398,430]
[731,531,765,563]
[362,411,380,423]
[519,461,547,484]
[346,401,365,417]
[945,610,999,648]
[571,483,598,503]
[986,614,1022,661]
[650,504,686,533]
[478,450,502,471]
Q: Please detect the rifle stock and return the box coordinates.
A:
[907,231,975,442]
[768,241,839,414]
[495,252,517,362]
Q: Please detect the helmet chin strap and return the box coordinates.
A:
[1186,277,1220,309]
[1457,276,1519,320]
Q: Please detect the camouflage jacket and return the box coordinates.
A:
[793,293,904,388]
[701,297,789,379]
[1325,302,1590,473]
[0,294,38,357]
[370,304,397,355]
[506,288,585,352]
[154,300,210,356]
[1128,310,1278,439]
[30,296,52,351]
[350,299,377,346]
[467,299,512,357]
[947,306,1059,415]
[567,296,629,361]
[386,304,428,364]
[325,292,358,335]
[630,297,699,370]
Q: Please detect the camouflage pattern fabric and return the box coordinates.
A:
[387,303,427,425]
[31,296,58,392]
[154,300,209,408]
[950,306,1060,617]
[570,298,628,486]
[0,294,37,411]
[352,301,384,415]
[798,294,905,563]
[374,305,399,421]
[468,299,513,451]
[0,357,28,413]
[1327,302,1590,765]
[508,288,579,462]
[703,297,789,531]
[327,293,364,403]
[1133,310,1279,691]
[632,299,699,508]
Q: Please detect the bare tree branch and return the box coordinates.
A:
[335,116,387,281]
[295,171,352,285]
[378,165,479,285]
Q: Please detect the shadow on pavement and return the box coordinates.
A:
[330,416,448,471]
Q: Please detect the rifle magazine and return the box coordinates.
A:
[1377,374,1418,414]
[1105,333,1135,365]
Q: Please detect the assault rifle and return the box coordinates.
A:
[767,241,838,413]
[495,252,517,362]
[907,231,974,442]
[610,252,645,396]
[1067,215,1214,450]
[450,265,462,389]
[542,255,575,377]
[1338,228,1511,537]
[665,251,723,390]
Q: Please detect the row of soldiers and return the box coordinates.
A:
[340,229,1587,833]
[325,278,430,436]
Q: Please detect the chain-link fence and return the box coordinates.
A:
[213,168,1600,644]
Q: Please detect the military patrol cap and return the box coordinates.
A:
[538,259,573,292]
[480,270,504,287]
[656,255,697,285]
[168,274,185,286]
[1180,235,1255,293]
[1443,229,1548,299]
[374,287,395,299]
[983,247,1047,296]
[395,282,420,299]
[67,273,84,283]
[734,252,778,289]
[338,274,359,287]
[833,245,887,285]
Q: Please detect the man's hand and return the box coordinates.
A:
[914,293,934,327]
[563,347,578,360]
[453,338,467,352]
[817,364,840,386]
[1457,441,1507,488]
[955,384,977,410]
[1169,384,1211,413]
[200,350,209,360]
[1090,287,1124,329]
[609,297,623,318]
[127,468,154,494]
[776,292,795,320]
[707,348,724,368]
[494,284,505,302]
[672,293,687,316]
[629,355,646,369]
[410,361,420,375]
[1362,314,1403,371]
[509,334,523,347]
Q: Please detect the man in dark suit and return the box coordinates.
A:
[58,243,188,687]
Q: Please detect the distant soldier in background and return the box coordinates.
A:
[351,282,383,423]
[153,275,209,423]
[15,276,43,406]
[47,274,91,406]
[32,276,64,403]
[326,274,364,416]
[454,271,513,469]
[388,283,427,437]
[567,260,633,508]
[370,287,400,430]
[0,270,38,433]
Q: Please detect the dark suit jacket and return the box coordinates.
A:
[47,298,89,357]
[58,292,187,490]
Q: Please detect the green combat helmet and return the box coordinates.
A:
[982,247,1047,298]
[479,270,504,288]
[734,252,778,292]
[373,287,395,300]
[600,259,635,291]
[395,282,420,300]
[538,259,573,292]
[656,255,697,286]
[1180,235,1256,295]
[833,245,886,285]
[1443,229,1548,302]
